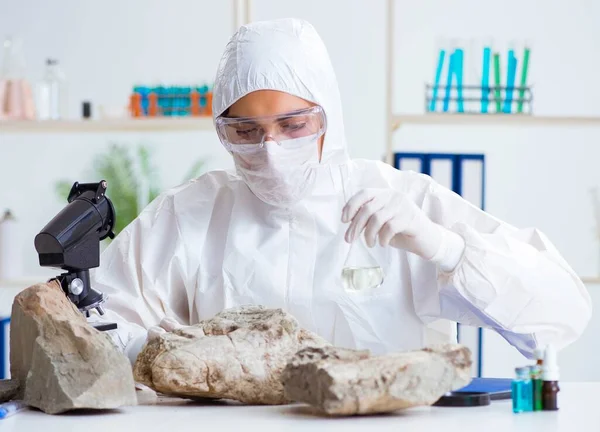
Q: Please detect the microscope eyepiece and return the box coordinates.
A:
[35,181,115,271]
[35,180,116,322]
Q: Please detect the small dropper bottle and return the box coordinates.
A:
[541,344,560,411]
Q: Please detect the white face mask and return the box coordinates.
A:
[232,135,320,207]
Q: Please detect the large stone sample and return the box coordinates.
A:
[10,281,137,414]
[134,305,328,404]
[282,344,472,415]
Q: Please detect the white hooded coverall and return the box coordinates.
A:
[92,18,591,363]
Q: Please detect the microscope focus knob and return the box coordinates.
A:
[69,278,84,296]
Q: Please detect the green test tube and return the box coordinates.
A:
[493,53,502,113]
[517,47,531,113]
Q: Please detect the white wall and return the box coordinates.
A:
[1,0,599,380]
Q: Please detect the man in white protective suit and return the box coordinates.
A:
[92,18,591,365]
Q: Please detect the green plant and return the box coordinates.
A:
[55,143,205,237]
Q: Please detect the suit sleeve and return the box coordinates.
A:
[407,174,592,358]
[89,194,190,362]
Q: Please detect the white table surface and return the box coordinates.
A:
[2,383,599,432]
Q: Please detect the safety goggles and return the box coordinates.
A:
[215,106,326,153]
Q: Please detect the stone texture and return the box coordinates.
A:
[134,305,328,404]
[0,379,19,403]
[10,281,137,414]
[282,344,472,415]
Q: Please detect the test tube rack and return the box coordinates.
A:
[129,85,213,118]
[425,84,534,115]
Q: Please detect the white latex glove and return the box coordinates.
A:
[341,188,466,272]
[125,317,182,366]
[147,317,182,341]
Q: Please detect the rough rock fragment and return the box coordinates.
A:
[10,281,137,414]
[0,379,19,403]
[282,344,472,415]
[134,305,328,404]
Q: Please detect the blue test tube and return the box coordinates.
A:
[503,50,517,113]
[172,86,179,116]
[454,48,465,113]
[443,51,456,112]
[481,47,491,113]
[183,86,191,116]
[156,86,166,116]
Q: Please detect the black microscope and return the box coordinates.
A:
[34,181,117,331]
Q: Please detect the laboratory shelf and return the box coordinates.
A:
[387,113,600,162]
[392,114,600,131]
[0,117,215,134]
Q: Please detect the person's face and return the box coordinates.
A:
[226,90,325,159]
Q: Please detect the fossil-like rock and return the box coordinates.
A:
[282,344,472,415]
[134,305,328,404]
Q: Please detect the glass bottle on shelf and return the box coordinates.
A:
[0,36,35,120]
[37,58,68,120]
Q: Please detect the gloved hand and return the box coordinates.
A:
[147,317,182,341]
[125,317,182,366]
[341,188,465,271]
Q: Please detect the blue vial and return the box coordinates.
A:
[182,86,191,116]
[136,86,150,116]
[512,366,533,413]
